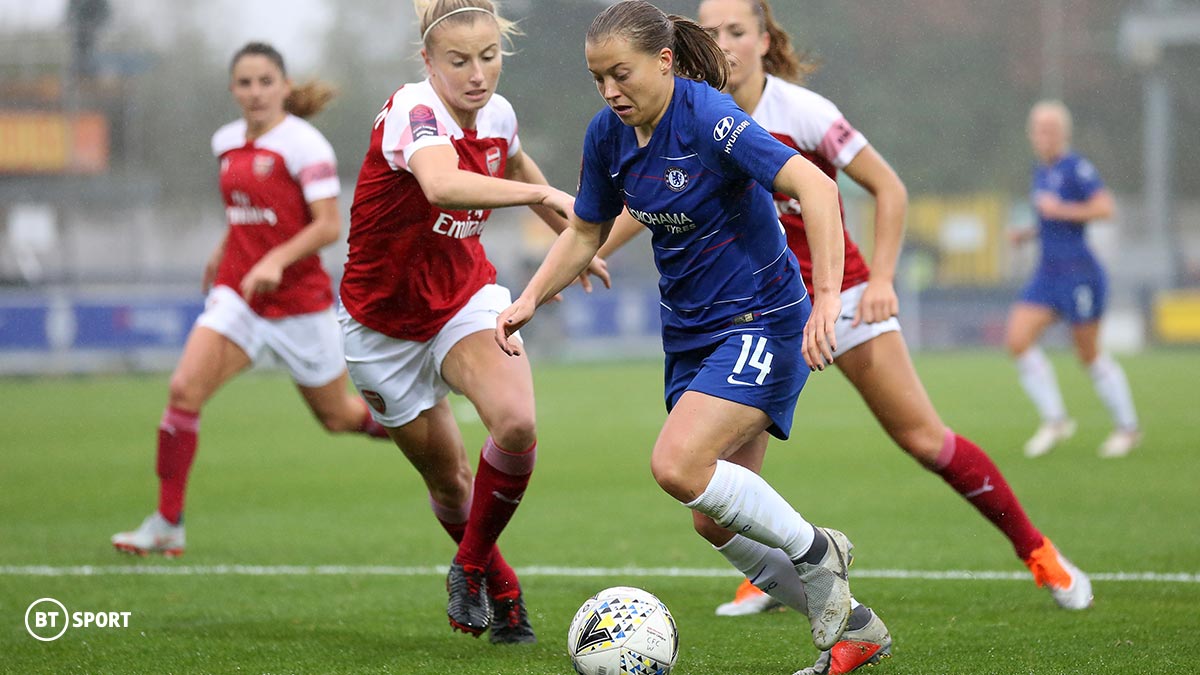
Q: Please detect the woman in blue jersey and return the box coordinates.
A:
[1006,100,1140,459]
[495,0,860,655]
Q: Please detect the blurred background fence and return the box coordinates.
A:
[1,0,1197,374]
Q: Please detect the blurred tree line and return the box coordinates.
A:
[106,0,1197,203]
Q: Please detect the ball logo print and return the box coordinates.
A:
[24,597,132,641]
[713,116,734,141]
[567,586,678,675]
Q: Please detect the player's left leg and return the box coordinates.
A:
[441,329,537,642]
[838,331,1091,609]
[295,370,390,438]
[658,391,852,650]
[1071,321,1141,457]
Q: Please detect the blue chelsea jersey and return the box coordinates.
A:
[1032,151,1104,268]
[575,77,808,353]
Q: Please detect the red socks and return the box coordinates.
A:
[430,492,521,598]
[935,429,1044,560]
[156,406,200,525]
[455,437,536,580]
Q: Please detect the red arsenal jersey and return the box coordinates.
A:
[752,75,872,294]
[211,115,339,317]
[341,79,520,341]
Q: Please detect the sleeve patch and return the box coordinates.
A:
[409,105,439,142]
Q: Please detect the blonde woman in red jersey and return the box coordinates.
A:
[601,0,1093,671]
[111,43,390,558]
[339,0,608,644]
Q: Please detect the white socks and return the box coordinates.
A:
[1016,347,1067,422]
[685,460,816,560]
[715,535,808,612]
[715,534,861,616]
[1089,354,1139,430]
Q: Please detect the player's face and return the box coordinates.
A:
[586,37,674,131]
[423,20,503,123]
[229,55,291,130]
[698,0,768,93]
[1028,108,1068,162]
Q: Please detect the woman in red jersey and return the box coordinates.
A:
[111,42,390,559]
[339,0,608,644]
[601,0,1094,670]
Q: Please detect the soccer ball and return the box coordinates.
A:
[567,586,678,675]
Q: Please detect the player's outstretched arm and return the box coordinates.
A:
[843,145,907,326]
[773,154,845,370]
[410,144,572,217]
[241,197,340,302]
[496,214,613,356]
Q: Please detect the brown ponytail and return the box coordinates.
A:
[229,42,337,119]
[754,0,819,84]
[588,1,728,91]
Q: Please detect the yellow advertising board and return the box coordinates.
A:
[0,111,109,174]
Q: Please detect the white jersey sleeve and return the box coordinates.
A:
[276,116,340,203]
[379,81,455,173]
[756,76,869,169]
[211,119,247,158]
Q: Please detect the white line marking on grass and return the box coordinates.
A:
[1,565,1197,583]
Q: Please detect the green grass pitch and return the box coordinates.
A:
[1,350,1197,674]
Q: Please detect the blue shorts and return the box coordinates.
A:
[664,331,808,441]
[1019,265,1108,324]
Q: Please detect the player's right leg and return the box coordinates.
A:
[111,323,250,557]
[1006,302,1073,457]
[1071,321,1141,458]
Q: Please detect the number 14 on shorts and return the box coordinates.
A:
[729,335,774,386]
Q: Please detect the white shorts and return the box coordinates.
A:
[195,285,346,388]
[832,281,902,360]
[338,283,517,428]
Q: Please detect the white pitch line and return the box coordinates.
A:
[0,565,1197,583]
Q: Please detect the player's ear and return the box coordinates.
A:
[658,47,673,76]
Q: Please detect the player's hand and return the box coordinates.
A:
[853,279,898,327]
[577,256,611,293]
[540,187,575,220]
[240,258,284,302]
[802,291,841,371]
[1035,192,1064,220]
[495,296,536,357]
[1007,228,1033,246]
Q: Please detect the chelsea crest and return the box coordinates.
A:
[664,166,689,192]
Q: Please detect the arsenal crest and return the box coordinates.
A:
[486,146,502,176]
[664,166,689,192]
[253,153,275,180]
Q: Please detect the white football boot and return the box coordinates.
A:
[111,512,185,558]
[1023,418,1076,458]
[794,527,854,651]
[1024,538,1093,610]
[1098,429,1142,458]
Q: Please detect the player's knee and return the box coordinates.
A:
[893,424,944,466]
[649,452,694,503]
[1005,331,1031,358]
[489,414,537,453]
[166,375,203,411]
